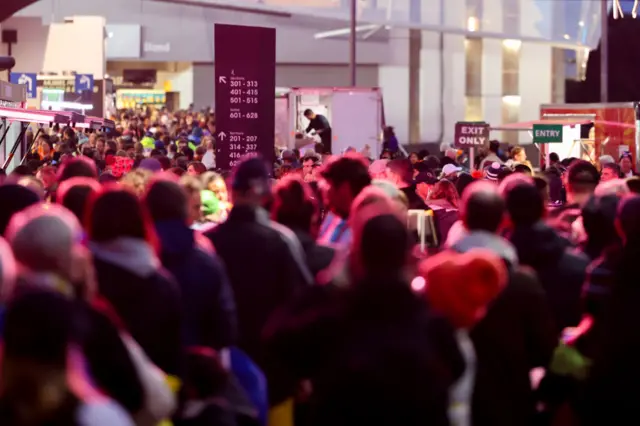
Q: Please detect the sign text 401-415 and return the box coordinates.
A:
[214,24,276,172]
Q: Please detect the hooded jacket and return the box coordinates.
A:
[508,221,589,332]
[91,237,182,376]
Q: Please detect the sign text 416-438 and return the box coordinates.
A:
[454,122,490,150]
[214,24,276,172]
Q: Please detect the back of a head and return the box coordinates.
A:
[489,140,500,154]
[145,179,189,223]
[582,194,620,244]
[320,154,371,197]
[617,195,640,243]
[7,204,80,275]
[57,178,102,224]
[505,181,544,227]
[88,187,149,243]
[231,155,271,201]
[4,291,79,366]
[567,160,599,195]
[462,181,505,233]
[271,175,316,232]
[0,185,40,236]
[386,158,413,184]
[57,157,98,182]
[360,214,409,276]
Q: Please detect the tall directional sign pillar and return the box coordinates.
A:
[214,24,276,172]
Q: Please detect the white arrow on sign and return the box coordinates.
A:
[79,75,91,88]
[18,74,33,92]
[218,76,227,84]
[218,131,227,140]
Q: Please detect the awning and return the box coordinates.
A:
[82,116,116,130]
[492,119,636,131]
[0,106,71,125]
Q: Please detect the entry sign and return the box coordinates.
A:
[214,24,276,172]
[74,74,94,94]
[454,122,490,149]
[532,124,563,143]
[10,73,37,99]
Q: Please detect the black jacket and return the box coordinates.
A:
[204,205,311,365]
[508,221,589,332]
[92,253,182,376]
[155,220,237,350]
[264,276,463,426]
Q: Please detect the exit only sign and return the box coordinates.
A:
[533,124,563,143]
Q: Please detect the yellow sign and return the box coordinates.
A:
[163,81,172,92]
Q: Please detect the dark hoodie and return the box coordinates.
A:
[155,220,237,350]
[508,221,589,333]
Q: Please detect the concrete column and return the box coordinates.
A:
[378,28,411,144]
[518,0,553,144]
[419,0,465,144]
[480,0,504,140]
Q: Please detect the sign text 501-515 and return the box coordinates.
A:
[214,23,276,172]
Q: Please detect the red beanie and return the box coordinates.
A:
[418,249,507,329]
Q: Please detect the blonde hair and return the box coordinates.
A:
[180,175,203,197]
[120,168,152,197]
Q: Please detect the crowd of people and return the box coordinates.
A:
[0,108,638,426]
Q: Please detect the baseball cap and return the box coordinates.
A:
[231,155,271,193]
[440,163,462,178]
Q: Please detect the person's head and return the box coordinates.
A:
[120,168,152,198]
[504,180,544,227]
[145,179,190,224]
[513,163,532,176]
[180,175,204,224]
[386,159,413,187]
[489,140,500,154]
[408,152,419,164]
[57,157,98,183]
[616,195,640,244]
[461,181,505,233]
[6,204,87,296]
[95,137,106,154]
[271,175,319,236]
[619,152,634,175]
[302,153,321,178]
[1,291,82,426]
[355,213,410,280]
[303,108,316,120]
[86,186,155,246]
[510,146,526,163]
[0,185,41,236]
[230,155,271,208]
[627,176,640,194]
[566,160,599,204]
[56,177,101,224]
[548,152,560,165]
[428,179,460,208]
[599,154,615,167]
[201,171,229,203]
[10,165,31,178]
[371,179,409,212]
[187,161,207,176]
[417,249,507,328]
[320,154,372,218]
[582,194,621,255]
[35,166,56,190]
[601,162,622,182]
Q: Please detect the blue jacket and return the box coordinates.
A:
[155,220,237,349]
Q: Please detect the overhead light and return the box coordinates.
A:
[41,101,93,110]
[564,34,570,40]
[467,17,479,32]
[502,96,521,106]
[578,21,584,27]
[502,39,521,50]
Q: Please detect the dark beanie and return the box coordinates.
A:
[0,185,40,236]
